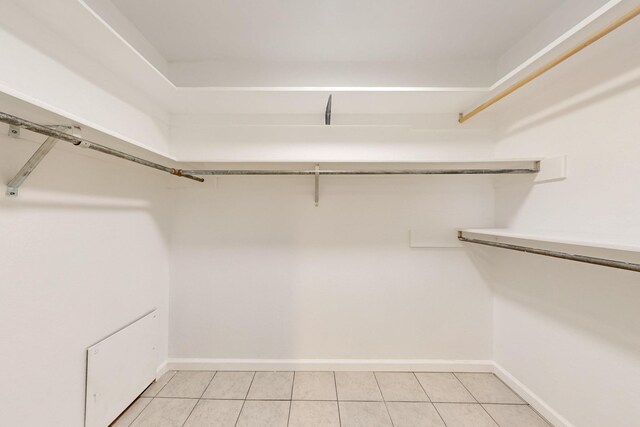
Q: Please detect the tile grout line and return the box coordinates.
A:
[119,396,153,427]
[148,370,177,399]
[453,373,503,427]
[453,373,480,404]
[127,370,178,427]
[233,371,257,427]
[286,372,295,427]
[180,370,218,427]
[413,372,449,427]
[373,372,395,427]
[333,372,342,427]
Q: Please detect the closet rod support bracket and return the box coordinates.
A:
[8,125,20,138]
[6,125,80,197]
[315,164,320,207]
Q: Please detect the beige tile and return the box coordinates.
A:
[182,400,244,427]
[111,398,152,426]
[235,400,290,427]
[415,373,476,403]
[292,372,337,400]
[455,373,524,404]
[141,371,177,397]
[202,372,255,399]
[157,371,216,398]
[288,401,340,427]
[247,372,294,400]
[483,404,551,427]
[375,372,428,402]
[386,402,446,427]
[339,401,393,427]
[130,398,197,427]
[335,372,383,401]
[434,403,498,427]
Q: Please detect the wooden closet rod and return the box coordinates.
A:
[458,4,640,124]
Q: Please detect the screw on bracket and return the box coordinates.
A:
[8,125,20,138]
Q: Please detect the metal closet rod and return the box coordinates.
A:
[2,111,539,178]
[0,111,204,182]
[181,165,540,176]
[459,4,640,123]
[458,233,640,273]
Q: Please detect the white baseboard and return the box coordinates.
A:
[492,362,573,427]
[156,360,169,380]
[166,358,494,372]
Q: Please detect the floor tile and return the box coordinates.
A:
[246,372,294,400]
[434,403,498,427]
[288,401,340,427]
[292,372,337,401]
[182,399,244,427]
[130,398,197,427]
[415,373,476,403]
[483,404,551,427]
[335,372,383,401]
[375,372,428,402]
[111,397,152,426]
[157,371,216,398]
[141,371,177,397]
[235,400,290,427]
[386,402,446,427]
[455,373,524,404]
[339,401,393,427]
[202,371,255,399]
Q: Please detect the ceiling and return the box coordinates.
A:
[110,0,563,63]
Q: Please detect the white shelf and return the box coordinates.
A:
[459,228,640,254]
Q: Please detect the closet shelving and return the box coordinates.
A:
[2,109,541,199]
[458,229,640,273]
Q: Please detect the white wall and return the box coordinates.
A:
[0,132,171,427]
[489,20,640,427]
[168,172,496,365]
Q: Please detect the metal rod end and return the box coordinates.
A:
[172,169,204,182]
[458,113,465,124]
[6,187,18,197]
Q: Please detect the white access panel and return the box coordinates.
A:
[85,310,160,427]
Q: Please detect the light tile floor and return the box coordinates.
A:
[111,371,552,427]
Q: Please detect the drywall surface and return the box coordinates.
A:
[169,173,495,363]
[489,21,640,427]
[0,133,171,427]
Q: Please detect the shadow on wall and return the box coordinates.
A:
[491,175,536,226]
[0,134,168,217]
[471,244,640,360]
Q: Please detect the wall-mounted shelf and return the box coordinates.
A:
[3,108,544,201]
[458,228,640,273]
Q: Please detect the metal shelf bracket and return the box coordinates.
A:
[6,125,80,197]
[8,125,20,138]
[314,164,320,207]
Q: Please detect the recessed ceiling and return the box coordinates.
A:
[110,0,563,63]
